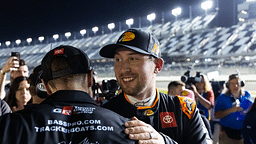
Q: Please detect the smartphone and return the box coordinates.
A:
[11,52,20,60]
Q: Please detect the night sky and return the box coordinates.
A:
[0,0,209,42]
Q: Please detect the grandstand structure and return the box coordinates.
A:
[1,1,256,86]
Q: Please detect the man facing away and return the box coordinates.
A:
[0,45,135,144]
[100,28,211,144]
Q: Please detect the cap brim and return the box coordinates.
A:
[100,44,151,58]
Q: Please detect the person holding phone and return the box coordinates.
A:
[0,52,29,100]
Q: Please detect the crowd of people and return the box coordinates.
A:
[0,28,254,144]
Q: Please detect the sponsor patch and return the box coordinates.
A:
[54,48,64,55]
[120,32,135,42]
[178,96,196,119]
[144,109,154,116]
[62,106,73,116]
[160,112,177,128]
[73,106,96,114]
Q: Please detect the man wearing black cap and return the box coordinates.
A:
[0,45,135,144]
[100,28,211,144]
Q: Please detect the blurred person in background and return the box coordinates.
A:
[100,28,210,144]
[6,76,32,112]
[242,97,256,144]
[28,65,48,104]
[167,81,185,96]
[191,73,215,119]
[0,57,29,100]
[168,81,195,100]
[215,74,254,144]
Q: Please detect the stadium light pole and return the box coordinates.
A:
[26,38,32,45]
[5,41,11,47]
[80,29,86,37]
[126,18,134,29]
[147,13,156,26]
[15,39,21,46]
[92,26,99,36]
[65,32,71,40]
[38,36,44,43]
[53,34,59,42]
[108,23,115,34]
[172,7,182,21]
[201,1,213,15]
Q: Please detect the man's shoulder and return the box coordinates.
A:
[102,93,125,107]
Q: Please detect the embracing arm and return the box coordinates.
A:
[124,117,178,144]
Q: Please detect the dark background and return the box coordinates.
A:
[0,0,210,42]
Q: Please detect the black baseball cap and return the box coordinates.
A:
[100,28,161,58]
[41,45,91,83]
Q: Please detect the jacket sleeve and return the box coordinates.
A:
[242,111,256,144]
[0,113,28,144]
[159,132,178,144]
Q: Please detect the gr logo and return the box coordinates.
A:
[53,106,73,116]
[53,108,62,114]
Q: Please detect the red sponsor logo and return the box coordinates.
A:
[62,106,73,116]
[54,48,64,55]
[160,112,177,128]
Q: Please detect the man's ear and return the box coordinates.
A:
[154,58,164,74]
[87,69,94,87]
[41,79,52,95]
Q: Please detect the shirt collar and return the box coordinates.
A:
[41,90,98,106]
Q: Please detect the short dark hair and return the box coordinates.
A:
[168,81,185,90]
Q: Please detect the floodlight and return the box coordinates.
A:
[80,29,86,37]
[38,36,44,43]
[147,13,156,25]
[172,7,182,17]
[5,41,11,47]
[172,7,182,21]
[27,38,32,45]
[15,39,21,45]
[108,23,115,32]
[53,34,59,41]
[201,1,213,15]
[126,18,134,28]
[65,32,71,39]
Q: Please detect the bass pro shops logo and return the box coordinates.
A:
[160,112,177,129]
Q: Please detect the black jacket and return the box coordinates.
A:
[0,90,136,144]
[103,91,210,144]
[242,108,256,144]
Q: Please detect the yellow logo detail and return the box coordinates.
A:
[181,90,188,96]
[152,44,159,55]
[121,32,135,42]
[144,109,154,116]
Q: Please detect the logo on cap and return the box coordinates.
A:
[120,32,135,42]
[181,90,189,96]
[152,44,159,55]
[54,48,64,55]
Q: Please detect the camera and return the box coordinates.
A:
[181,70,202,85]
[99,79,120,100]
[92,79,120,100]
[11,52,20,59]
